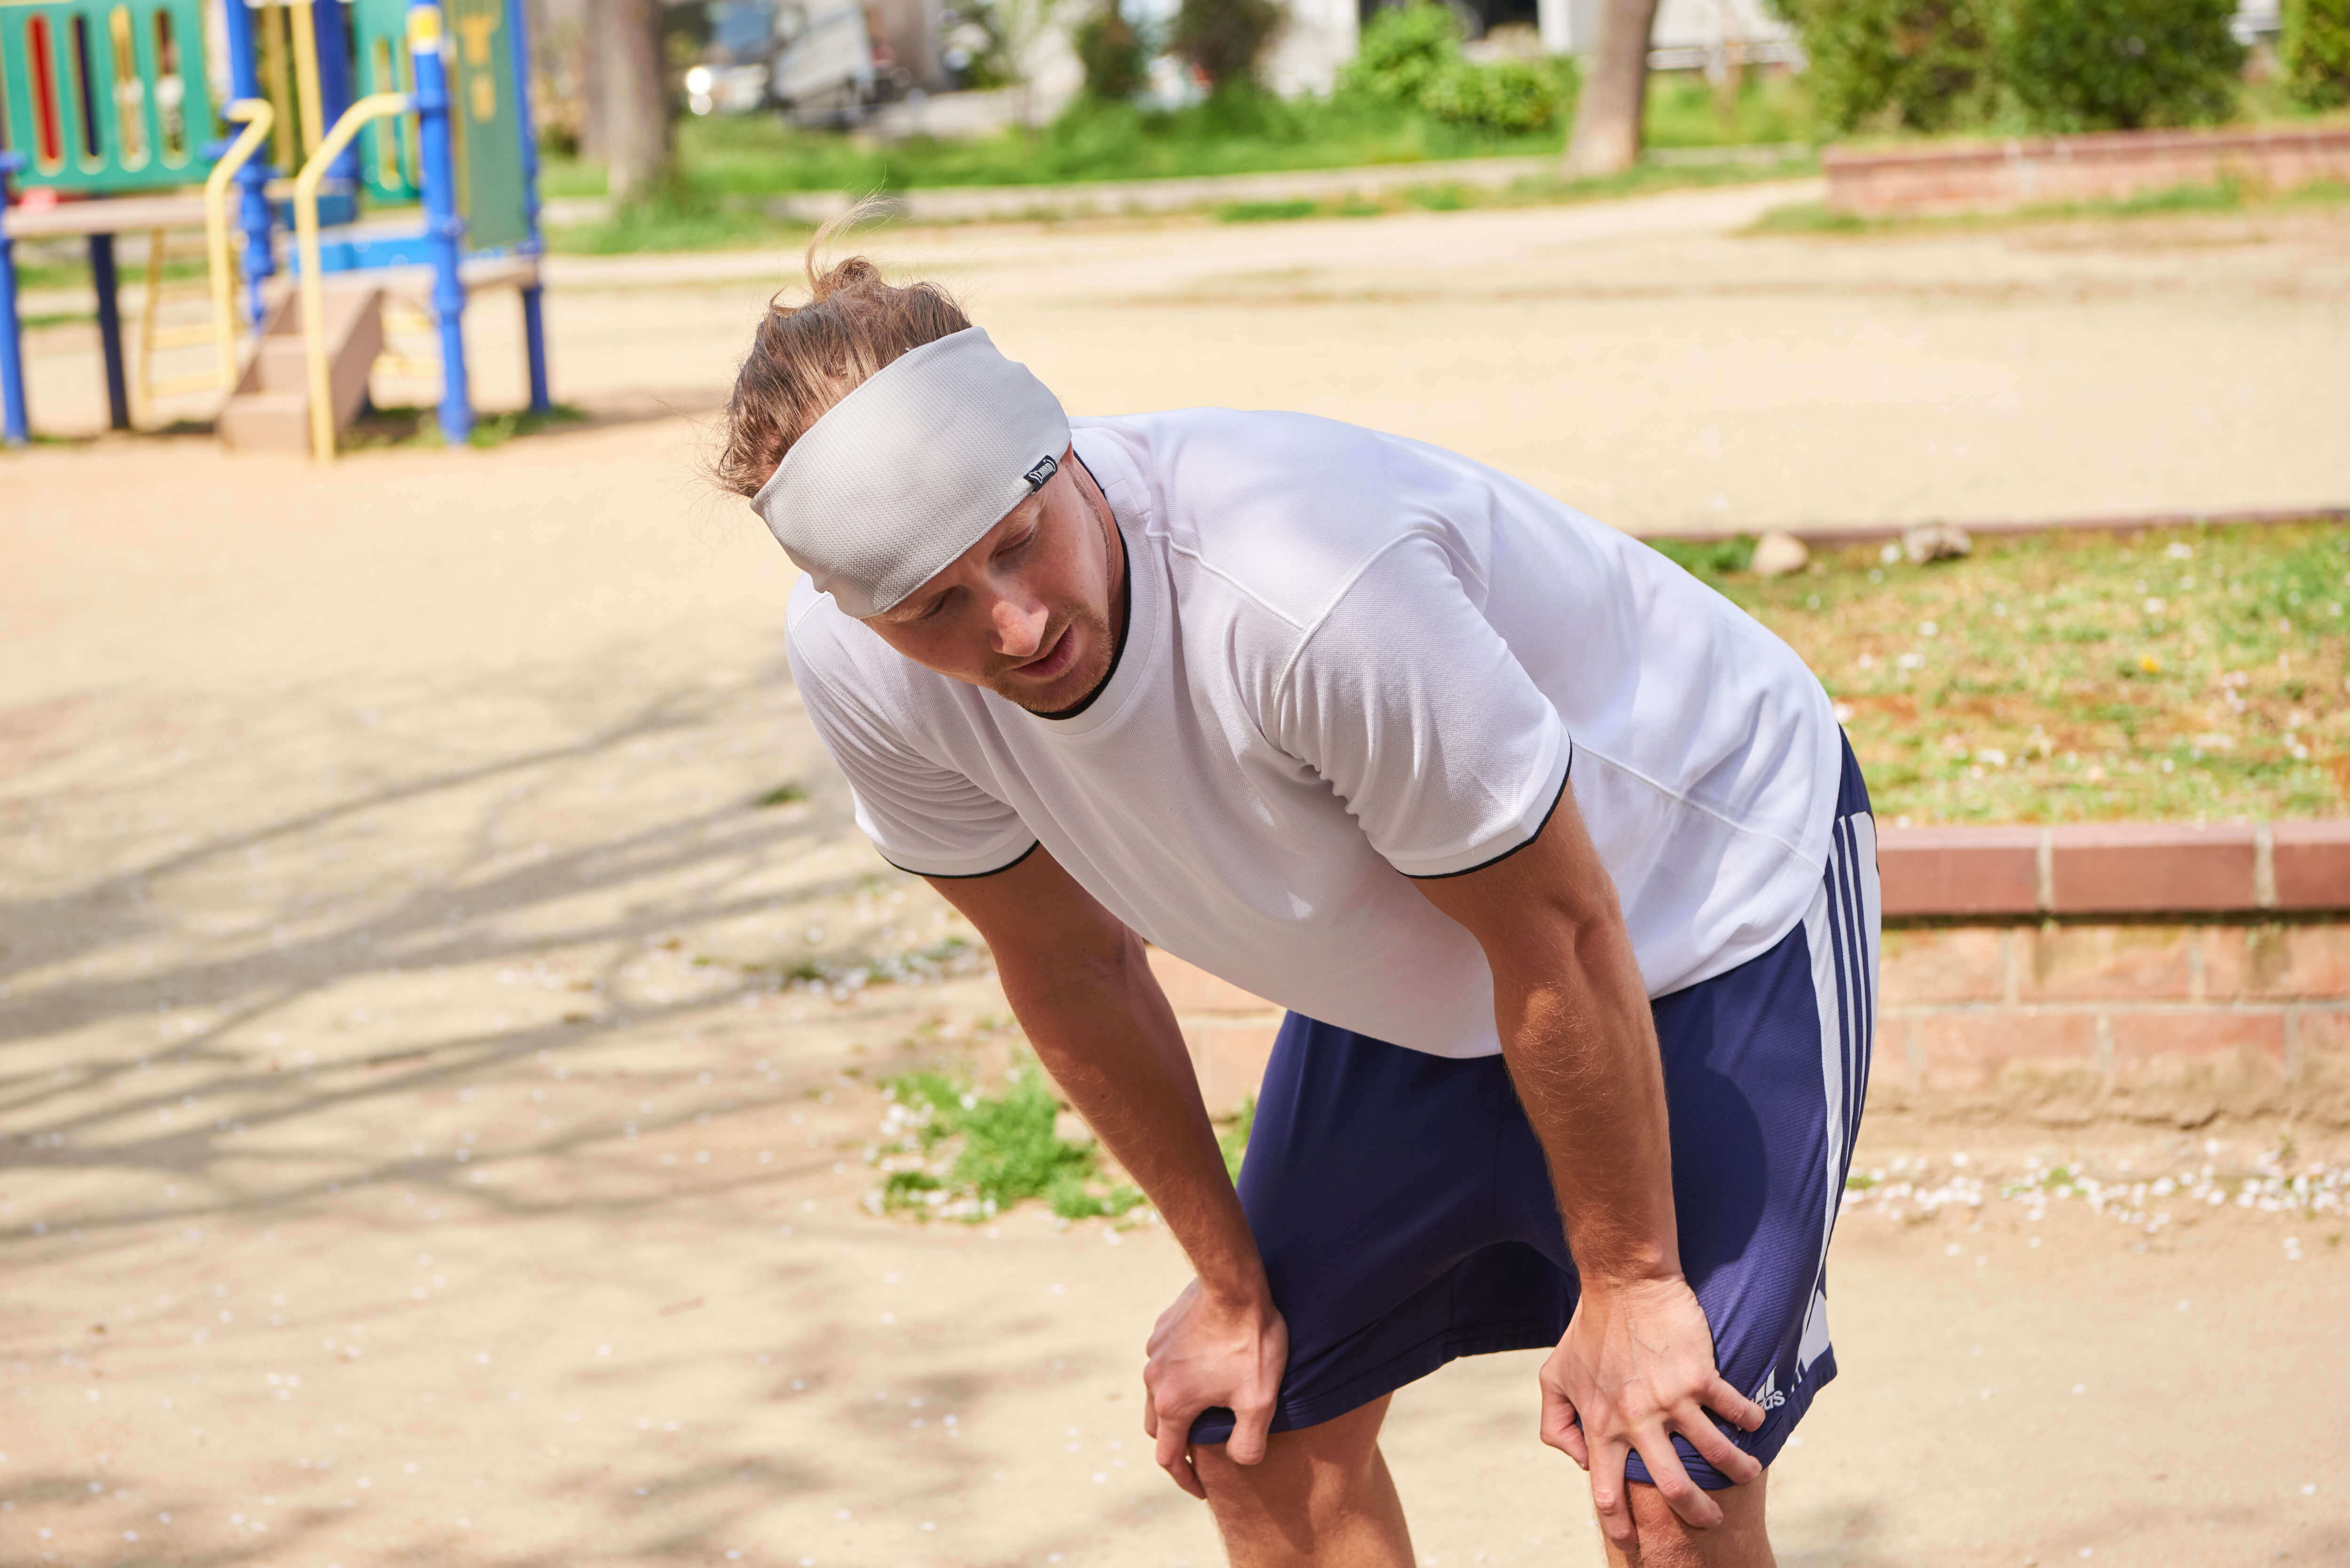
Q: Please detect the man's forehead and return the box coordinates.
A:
[875,491,1045,621]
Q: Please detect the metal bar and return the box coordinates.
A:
[295,90,411,460]
[220,0,275,328]
[309,0,361,187]
[408,0,470,446]
[135,224,165,421]
[288,0,326,155]
[88,231,131,431]
[504,0,549,413]
[0,151,28,445]
[203,100,274,393]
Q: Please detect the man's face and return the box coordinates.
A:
[860,449,1122,714]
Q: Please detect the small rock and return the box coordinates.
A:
[1902,523,1973,565]
[1750,531,1809,578]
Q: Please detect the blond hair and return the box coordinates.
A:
[709,205,971,499]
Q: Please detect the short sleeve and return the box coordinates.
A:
[787,631,1038,880]
[1269,534,1571,879]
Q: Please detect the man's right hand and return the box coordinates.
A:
[1142,1279,1289,1498]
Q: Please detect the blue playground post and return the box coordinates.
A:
[313,0,363,189]
[409,0,472,445]
[505,0,550,413]
[87,234,131,431]
[0,152,25,446]
[220,0,275,328]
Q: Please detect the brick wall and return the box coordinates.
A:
[1149,919,2350,1128]
[1823,125,2350,217]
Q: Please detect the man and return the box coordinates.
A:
[721,256,1878,1567]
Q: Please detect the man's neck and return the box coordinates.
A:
[1033,458,1130,722]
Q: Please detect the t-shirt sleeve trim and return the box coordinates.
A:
[885,839,1042,881]
[1397,734,1574,882]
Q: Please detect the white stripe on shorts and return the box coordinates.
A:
[1796,806,1878,1381]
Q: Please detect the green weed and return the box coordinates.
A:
[867,1060,1144,1222]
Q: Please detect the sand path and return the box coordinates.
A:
[4,185,2348,1567]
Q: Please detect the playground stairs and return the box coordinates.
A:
[216,281,385,453]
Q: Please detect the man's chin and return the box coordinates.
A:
[995,635,1112,715]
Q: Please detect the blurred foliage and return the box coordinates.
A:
[1172,0,1286,89]
[2284,0,2350,109]
[1998,0,2243,131]
[1773,0,2251,135]
[1338,4,1579,133]
[1073,0,1154,102]
[1766,0,1999,132]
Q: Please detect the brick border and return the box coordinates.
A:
[1823,123,2350,217]
[1879,822,2350,919]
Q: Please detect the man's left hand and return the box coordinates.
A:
[1537,1274,1765,1552]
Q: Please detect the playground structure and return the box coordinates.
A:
[0,0,550,456]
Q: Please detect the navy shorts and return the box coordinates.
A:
[1190,740,1879,1489]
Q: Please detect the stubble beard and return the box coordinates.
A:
[987,605,1115,715]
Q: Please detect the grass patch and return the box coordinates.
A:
[868,1060,1144,1222]
[1219,1096,1256,1184]
[1220,198,1319,222]
[539,70,1818,206]
[1680,519,2350,823]
[1747,177,2350,238]
[342,400,588,451]
[752,780,808,807]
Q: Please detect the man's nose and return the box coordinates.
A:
[989,593,1050,658]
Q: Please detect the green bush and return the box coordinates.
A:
[1172,0,1286,89]
[2283,0,2350,108]
[1338,2,1463,108]
[1999,0,2244,131]
[1073,0,1153,102]
[1768,0,1999,132]
[1421,57,1571,133]
[1338,4,1574,133]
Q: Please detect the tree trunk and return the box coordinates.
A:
[1562,0,1660,178]
[599,0,674,203]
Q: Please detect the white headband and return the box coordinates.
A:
[751,326,1071,618]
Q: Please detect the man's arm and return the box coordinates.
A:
[1410,782,1766,1551]
[923,847,1286,1497]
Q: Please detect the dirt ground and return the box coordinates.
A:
[5,183,2350,1568]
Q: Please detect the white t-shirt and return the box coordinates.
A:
[786,410,1842,1060]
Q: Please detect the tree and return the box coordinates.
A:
[1562,0,1660,177]
[593,0,675,203]
[1172,0,1285,91]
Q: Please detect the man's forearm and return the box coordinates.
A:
[1494,919,1680,1286]
[996,931,1268,1304]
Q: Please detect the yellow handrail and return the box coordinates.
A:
[294,92,411,462]
[201,99,275,397]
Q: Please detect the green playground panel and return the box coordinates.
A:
[349,0,525,250]
[445,0,523,250]
[349,0,419,202]
[0,0,217,193]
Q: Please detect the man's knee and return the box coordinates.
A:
[1193,1397,1396,1548]
[1601,1471,1772,1568]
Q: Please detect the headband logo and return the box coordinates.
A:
[1023,455,1059,491]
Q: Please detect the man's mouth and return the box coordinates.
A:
[1015,624,1077,682]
